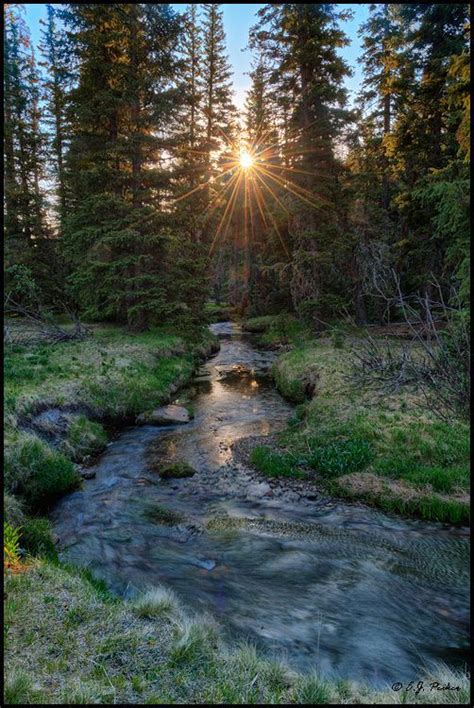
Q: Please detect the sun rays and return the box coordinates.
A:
[173,123,331,260]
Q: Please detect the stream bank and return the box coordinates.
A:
[51,322,470,687]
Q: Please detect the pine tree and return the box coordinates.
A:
[62,4,183,330]
[4,5,49,292]
[39,4,73,222]
[201,4,236,161]
[250,4,353,325]
[385,3,470,297]
[358,4,402,210]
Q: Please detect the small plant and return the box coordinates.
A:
[307,438,373,476]
[4,521,22,572]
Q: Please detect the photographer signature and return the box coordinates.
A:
[391,680,462,696]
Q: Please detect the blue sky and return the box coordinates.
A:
[23,3,370,109]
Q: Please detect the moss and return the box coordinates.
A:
[158,462,196,479]
[142,504,184,526]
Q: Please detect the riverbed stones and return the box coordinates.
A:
[136,404,190,426]
[247,481,272,497]
[80,468,96,480]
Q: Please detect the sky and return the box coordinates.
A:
[23,3,370,110]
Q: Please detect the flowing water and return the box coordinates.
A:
[52,322,470,686]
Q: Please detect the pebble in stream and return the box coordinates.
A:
[52,321,470,687]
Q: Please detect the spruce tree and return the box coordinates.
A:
[39,4,73,222]
[250,4,352,325]
[62,4,182,330]
[4,5,49,295]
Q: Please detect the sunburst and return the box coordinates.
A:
[173,124,330,268]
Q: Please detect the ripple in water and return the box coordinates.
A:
[52,322,470,687]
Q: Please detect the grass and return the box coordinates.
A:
[4,559,470,704]
[4,321,217,515]
[250,446,305,479]
[20,517,58,560]
[131,587,181,619]
[61,415,108,461]
[267,338,470,523]
[243,313,311,350]
[204,300,235,322]
[307,438,374,476]
[4,433,81,510]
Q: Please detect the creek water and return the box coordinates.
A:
[52,322,470,686]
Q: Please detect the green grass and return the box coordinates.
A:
[20,517,58,560]
[204,301,234,322]
[307,438,374,476]
[4,559,470,704]
[269,338,470,523]
[61,416,107,461]
[243,313,311,350]
[4,434,81,510]
[4,321,217,527]
[249,446,305,479]
[131,587,181,619]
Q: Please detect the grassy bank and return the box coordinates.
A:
[244,318,470,524]
[4,321,218,535]
[4,559,469,704]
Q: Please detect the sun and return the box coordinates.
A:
[239,150,254,170]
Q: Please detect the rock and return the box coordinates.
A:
[136,404,190,426]
[80,469,96,480]
[247,481,271,497]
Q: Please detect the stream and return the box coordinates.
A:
[52,321,470,686]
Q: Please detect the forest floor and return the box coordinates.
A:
[242,314,470,525]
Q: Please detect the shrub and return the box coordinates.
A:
[308,438,373,477]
